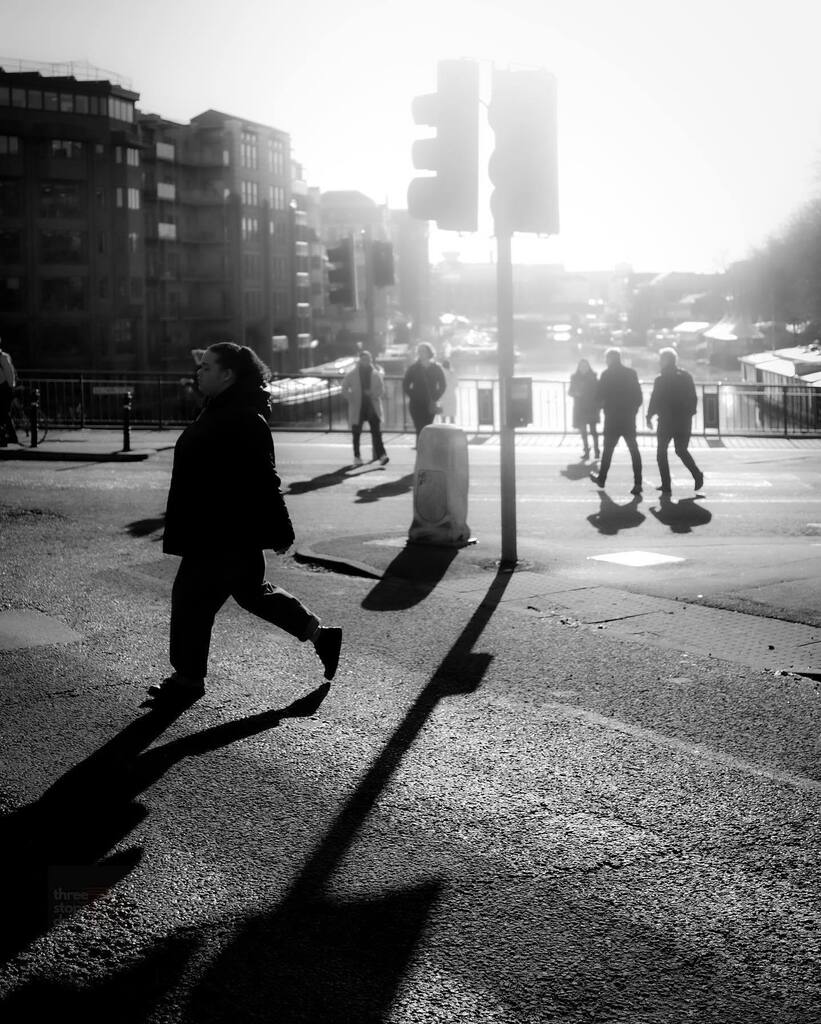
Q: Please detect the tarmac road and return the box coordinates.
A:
[1,432,820,1022]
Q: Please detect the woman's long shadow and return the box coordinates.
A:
[649,495,712,534]
[0,682,330,964]
[587,492,646,535]
[285,467,354,495]
[355,473,414,504]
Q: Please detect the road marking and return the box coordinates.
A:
[546,701,821,794]
[588,551,685,567]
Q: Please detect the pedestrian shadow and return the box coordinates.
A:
[561,461,596,481]
[587,492,646,535]
[0,572,512,1022]
[0,682,330,966]
[649,495,712,534]
[285,467,354,495]
[125,513,165,538]
[355,472,414,504]
[362,542,458,610]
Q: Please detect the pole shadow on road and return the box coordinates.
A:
[649,495,712,534]
[0,571,513,1022]
[176,567,514,1023]
[0,682,330,970]
[586,491,646,535]
[361,542,458,610]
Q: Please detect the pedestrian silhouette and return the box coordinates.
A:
[568,358,600,460]
[0,337,19,446]
[589,347,643,496]
[646,347,704,495]
[403,343,446,442]
[342,350,389,467]
[151,343,341,701]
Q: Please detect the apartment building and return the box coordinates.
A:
[0,63,146,368]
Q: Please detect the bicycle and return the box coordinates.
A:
[8,386,49,446]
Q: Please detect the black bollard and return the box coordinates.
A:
[122,391,132,452]
[28,388,40,448]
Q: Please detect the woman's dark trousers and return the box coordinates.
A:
[352,411,386,459]
[409,402,434,438]
[170,551,318,679]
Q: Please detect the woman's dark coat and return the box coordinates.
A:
[163,384,294,556]
[568,369,599,428]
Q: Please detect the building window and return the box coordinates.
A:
[75,94,88,114]
[11,88,26,108]
[241,180,259,206]
[127,147,140,167]
[0,135,20,156]
[27,90,42,110]
[130,277,143,301]
[268,138,285,176]
[157,181,176,201]
[44,91,58,111]
[268,185,285,210]
[59,93,74,113]
[40,229,86,264]
[240,131,257,170]
[0,230,21,262]
[156,141,175,161]
[116,187,123,208]
[115,146,123,163]
[242,253,261,279]
[0,276,24,312]
[128,232,139,253]
[127,188,140,210]
[243,290,262,317]
[0,87,7,106]
[158,222,177,241]
[241,216,259,241]
[41,276,86,312]
[39,182,82,218]
[50,139,85,159]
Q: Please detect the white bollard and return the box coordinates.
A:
[408,424,472,547]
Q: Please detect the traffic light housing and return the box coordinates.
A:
[326,236,357,308]
[372,241,395,288]
[407,59,479,232]
[489,68,559,236]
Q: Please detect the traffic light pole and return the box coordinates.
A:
[496,228,517,568]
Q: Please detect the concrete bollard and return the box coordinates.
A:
[408,424,472,547]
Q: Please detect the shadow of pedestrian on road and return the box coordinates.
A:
[126,513,166,538]
[586,492,646,535]
[284,467,354,495]
[561,461,596,481]
[649,495,712,534]
[355,472,414,504]
[362,542,458,610]
[0,682,329,966]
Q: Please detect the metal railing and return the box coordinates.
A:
[15,371,821,437]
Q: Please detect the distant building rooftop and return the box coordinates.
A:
[0,57,133,90]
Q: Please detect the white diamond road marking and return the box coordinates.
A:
[589,550,685,567]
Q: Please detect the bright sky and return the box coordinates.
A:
[3,0,821,272]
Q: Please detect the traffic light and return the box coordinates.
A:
[372,241,395,288]
[489,68,559,236]
[407,59,479,232]
[326,236,357,308]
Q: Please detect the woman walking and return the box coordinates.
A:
[568,357,600,460]
[402,342,446,441]
[150,342,341,700]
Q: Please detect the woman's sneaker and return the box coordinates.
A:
[147,674,205,699]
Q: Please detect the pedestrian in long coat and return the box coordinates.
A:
[568,358,600,459]
[590,347,644,495]
[152,342,341,700]
[341,350,388,466]
[646,347,703,494]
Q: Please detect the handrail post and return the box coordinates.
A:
[122,391,132,452]
[28,387,40,448]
